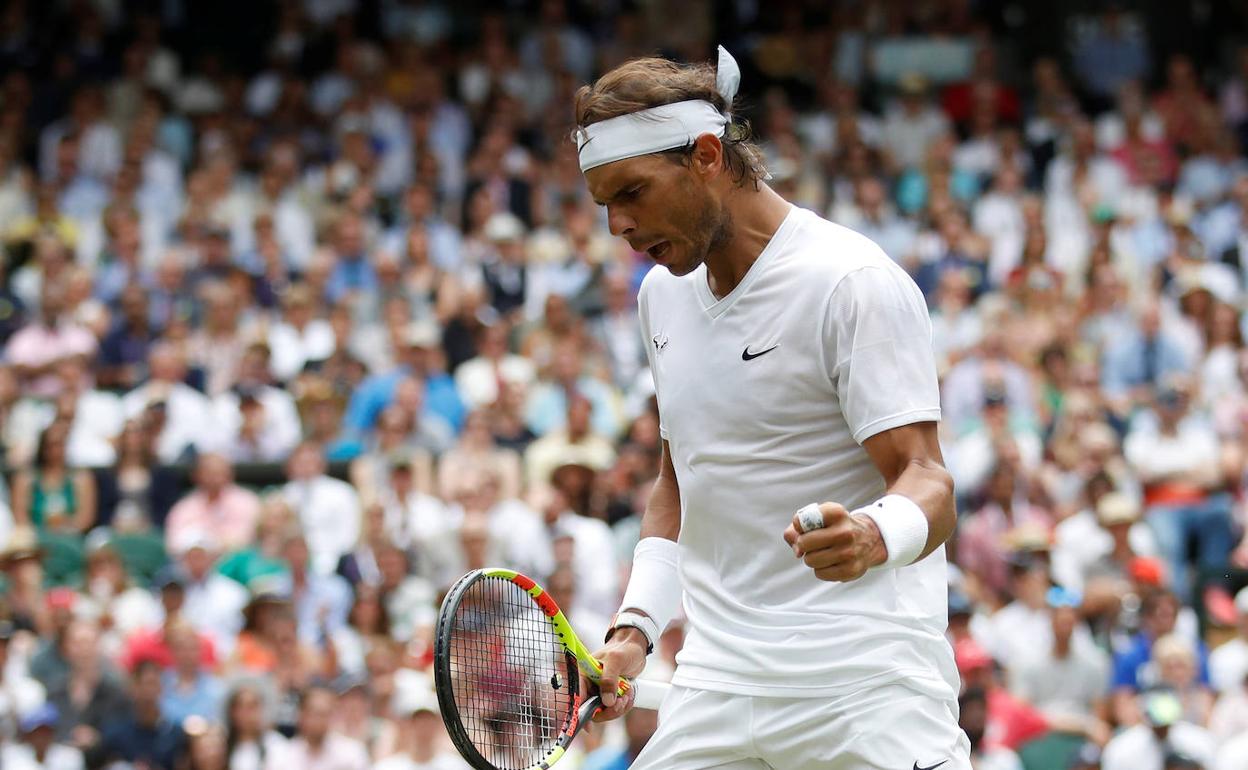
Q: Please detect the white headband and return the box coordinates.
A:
[576,45,742,173]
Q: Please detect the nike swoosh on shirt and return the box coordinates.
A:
[913,760,948,770]
[741,345,779,361]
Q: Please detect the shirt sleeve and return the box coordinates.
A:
[825,265,941,444]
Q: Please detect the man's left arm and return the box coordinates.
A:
[783,421,955,581]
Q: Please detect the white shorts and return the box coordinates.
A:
[630,683,973,770]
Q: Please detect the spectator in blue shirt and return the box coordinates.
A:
[1111,590,1210,725]
[325,213,378,304]
[159,619,225,726]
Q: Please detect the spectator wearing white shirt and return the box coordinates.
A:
[1210,587,1248,694]
[282,442,362,576]
[1215,730,1248,770]
[121,343,211,465]
[56,355,124,468]
[2,703,84,770]
[879,73,951,171]
[0,621,45,742]
[267,285,335,383]
[175,536,249,658]
[210,343,302,463]
[375,684,469,770]
[1102,690,1215,770]
[973,165,1028,287]
[454,322,536,412]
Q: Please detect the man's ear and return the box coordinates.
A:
[689,133,724,180]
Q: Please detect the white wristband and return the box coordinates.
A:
[856,494,929,569]
[618,537,681,644]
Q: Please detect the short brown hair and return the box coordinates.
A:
[574,56,767,188]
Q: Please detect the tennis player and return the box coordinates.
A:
[576,47,972,769]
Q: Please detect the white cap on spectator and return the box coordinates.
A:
[484,212,525,243]
[171,528,220,556]
[405,320,442,349]
[1236,586,1248,616]
[392,669,438,715]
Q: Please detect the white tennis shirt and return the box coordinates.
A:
[639,205,959,699]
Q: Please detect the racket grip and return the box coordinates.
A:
[629,679,671,711]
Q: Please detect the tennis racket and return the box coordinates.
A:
[434,567,670,770]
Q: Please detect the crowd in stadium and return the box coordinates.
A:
[1,0,1248,769]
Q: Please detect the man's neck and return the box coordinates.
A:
[704,185,792,300]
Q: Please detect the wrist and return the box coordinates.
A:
[852,513,889,568]
[607,625,650,652]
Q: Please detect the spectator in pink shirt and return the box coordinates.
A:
[2,283,96,399]
[957,459,1055,603]
[164,453,261,555]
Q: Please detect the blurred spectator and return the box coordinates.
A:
[1210,587,1248,694]
[223,681,290,770]
[42,619,129,753]
[957,686,1023,770]
[1123,377,1234,602]
[1071,6,1151,103]
[1007,587,1110,743]
[453,322,536,413]
[283,686,369,770]
[956,639,1049,752]
[10,421,96,534]
[525,394,617,490]
[581,706,659,770]
[880,74,951,172]
[1112,590,1212,726]
[437,409,522,502]
[159,619,226,725]
[281,443,361,576]
[94,659,187,770]
[164,453,262,555]
[1102,689,1214,770]
[3,283,96,400]
[121,343,211,464]
[0,621,45,741]
[210,343,302,463]
[2,704,83,770]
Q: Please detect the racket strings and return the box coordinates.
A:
[447,576,575,769]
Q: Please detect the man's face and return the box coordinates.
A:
[585,151,729,278]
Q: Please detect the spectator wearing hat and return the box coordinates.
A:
[2,703,84,770]
[2,527,49,633]
[94,659,186,770]
[1007,587,1110,743]
[176,536,249,658]
[1102,689,1215,770]
[1123,375,1236,609]
[281,442,362,576]
[164,453,262,556]
[1112,590,1212,726]
[1054,488,1155,597]
[284,685,369,770]
[0,620,46,741]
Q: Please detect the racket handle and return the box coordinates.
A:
[629,679,671,711]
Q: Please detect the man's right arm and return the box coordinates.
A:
[593,439,680,719]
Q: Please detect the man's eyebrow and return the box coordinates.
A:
[592,181,636,207]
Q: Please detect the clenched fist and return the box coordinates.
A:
[782,502,888,582]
